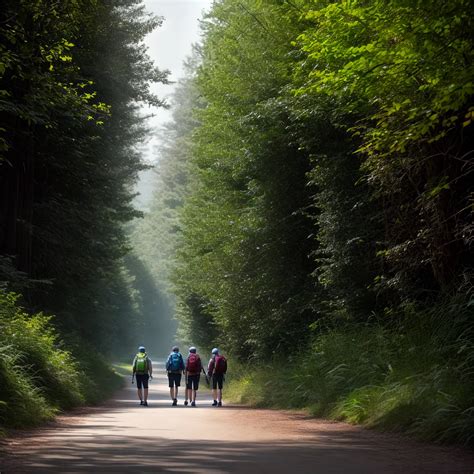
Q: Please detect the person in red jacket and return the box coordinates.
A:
[184,346,204,407]
[207,347,227,407]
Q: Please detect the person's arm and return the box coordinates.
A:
[131,357,136,384]
[148,358,153,377]
[207,358,214,377]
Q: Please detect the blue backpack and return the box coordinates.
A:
[167,352,183,372]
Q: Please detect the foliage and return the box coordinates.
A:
[134,0,474,444]
[294,0,474,294]
[227,297,474,445]
[0,291,122,429]
[0,0,169,352]
[173,0,318,357]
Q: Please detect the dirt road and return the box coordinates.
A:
[1,363,473,473]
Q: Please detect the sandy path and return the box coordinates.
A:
[1,363,473,473]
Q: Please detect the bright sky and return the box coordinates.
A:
[141,0,212,163]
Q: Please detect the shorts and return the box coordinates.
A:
[136,373,149,389]
[168,372,182,387]
[212,373,224,390]
[186,374,200,390]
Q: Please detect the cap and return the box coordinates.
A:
[189,346,197,353]
[211,348,219,354]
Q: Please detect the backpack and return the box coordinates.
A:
[167,352,183,372]
[135,353,149,374]
[214,355,227,374]
[187,353,201,373]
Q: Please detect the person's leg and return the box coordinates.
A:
[171,384,177,401]
[174,373,181,403]
[212,375,218,405]
[217,374,223,405]
[142,375,149,404]
[168,374,175,401]
[186,375,194,405]
[192,375,199,403]
[136,376,144,404]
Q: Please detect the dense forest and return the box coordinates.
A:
[0,0,170,428]
[137,0,474,444]
[1,0,473,445]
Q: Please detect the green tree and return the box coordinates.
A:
[0,0,169,352]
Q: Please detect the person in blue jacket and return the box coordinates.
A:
[165,345,185,406]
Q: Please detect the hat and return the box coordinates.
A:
[189,346,197,353]
[138,346,145,353]
[211,347,219,354]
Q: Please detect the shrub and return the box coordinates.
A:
[226,298,474,446]
[0,291,123,431]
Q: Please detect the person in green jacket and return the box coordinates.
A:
[132,346,153,406]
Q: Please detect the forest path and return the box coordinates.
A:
[1,363,473,473]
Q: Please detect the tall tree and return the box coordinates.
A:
[0,0,169,351]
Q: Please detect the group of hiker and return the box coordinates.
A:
[131,345,227,407]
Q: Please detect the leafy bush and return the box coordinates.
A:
[0,343,55,428]
[0,291,123,430]
[227,299,474,446]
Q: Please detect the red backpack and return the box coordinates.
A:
[187,353,201,373]
[214,355,227,374]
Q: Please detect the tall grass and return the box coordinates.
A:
[226,298,474,446]
[0,291,123,431]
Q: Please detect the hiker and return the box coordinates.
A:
[207,347,227,407]
[166,345,185,406]
[132,346,153,406]
[184,346,204,407]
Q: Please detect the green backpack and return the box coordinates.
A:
[135,353,149,374]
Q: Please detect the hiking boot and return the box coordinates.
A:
[143,401,148,406]
[184,400,188,406]
[212,400,218,406]
[140,400,144,405]
[172,398,177,406]
[217,401,222,407]
[191,401,196,407]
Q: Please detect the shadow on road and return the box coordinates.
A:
[0,435,427,473]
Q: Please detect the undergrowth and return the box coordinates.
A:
[0,291,123,431]
[226,298,474,446]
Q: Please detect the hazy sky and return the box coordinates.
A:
[141,0,212,162]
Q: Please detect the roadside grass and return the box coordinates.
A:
[0,291,123,433]
[226,299,474,446]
